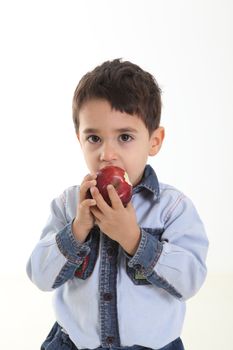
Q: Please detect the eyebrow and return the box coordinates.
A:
[82,127,138,134]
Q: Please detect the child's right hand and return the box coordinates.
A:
[72,173,97,243]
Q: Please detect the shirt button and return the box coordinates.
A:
[106,336,115,344]
[103,292,113,301]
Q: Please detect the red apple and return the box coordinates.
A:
[96,166,133,206]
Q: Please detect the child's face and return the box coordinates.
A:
[77,99,164,186]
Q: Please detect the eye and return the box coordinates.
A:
[87,135,101,143]
[119,134,133,142]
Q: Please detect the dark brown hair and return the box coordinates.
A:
[72,58,162,135]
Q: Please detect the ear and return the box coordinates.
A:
[149,127,165,156]
[76,132,84,149]
[76,132,81,142]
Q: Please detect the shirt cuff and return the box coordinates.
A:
[53,224,100,288]
[126,228,163,276]
[56,221,91,264]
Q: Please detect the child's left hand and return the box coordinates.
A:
[90,185,141,255]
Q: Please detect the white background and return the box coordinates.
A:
[0,1,232,349]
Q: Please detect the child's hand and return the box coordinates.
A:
[90,185,141,255]
[72,174,97,243]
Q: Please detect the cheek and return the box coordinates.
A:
[126,151,148,183]
[126,160,144,182]
[82,151,99,170]
[84,152,96,164]
[130,147,148,164]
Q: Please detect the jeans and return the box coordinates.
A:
[41,323,185,350]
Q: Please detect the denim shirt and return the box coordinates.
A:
[27,165,209,349]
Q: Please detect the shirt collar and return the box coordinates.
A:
[133,164,160,199]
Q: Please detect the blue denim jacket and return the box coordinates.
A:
[27,165,208,349]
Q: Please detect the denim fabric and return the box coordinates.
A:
[53,225,100,287]
[41,323,185,350]
[27,164,208,349]
[125,228,164,286]
[41,322,77,350]
[99,234,121,347]
[124,226,182,297]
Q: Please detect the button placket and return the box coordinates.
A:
[99,234,120,347]
[103,292,113,301]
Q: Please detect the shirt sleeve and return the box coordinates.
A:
[127,194,209,300]
[26,191,94,291]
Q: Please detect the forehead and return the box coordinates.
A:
[78,99,147,133]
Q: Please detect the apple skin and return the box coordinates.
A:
[95,166,133,207]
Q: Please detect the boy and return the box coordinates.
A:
[27,59,208,350]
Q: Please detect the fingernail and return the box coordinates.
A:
[90,186,97,195]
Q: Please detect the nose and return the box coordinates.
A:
[100,141,117,163]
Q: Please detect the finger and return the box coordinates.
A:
[79,173,95,202]
[90,186,110,212]
[107,185,124,209]
[80,173,97,193]
[80,173,97,185]
[79,179,97,202]
[90,206,103,221]
[79,198,96,210]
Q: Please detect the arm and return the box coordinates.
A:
[127,194,209,300]
[26,194,92,291]
[26,175,98,291]
[87,184,208,300]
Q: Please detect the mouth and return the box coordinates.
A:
[99,164,125,171]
